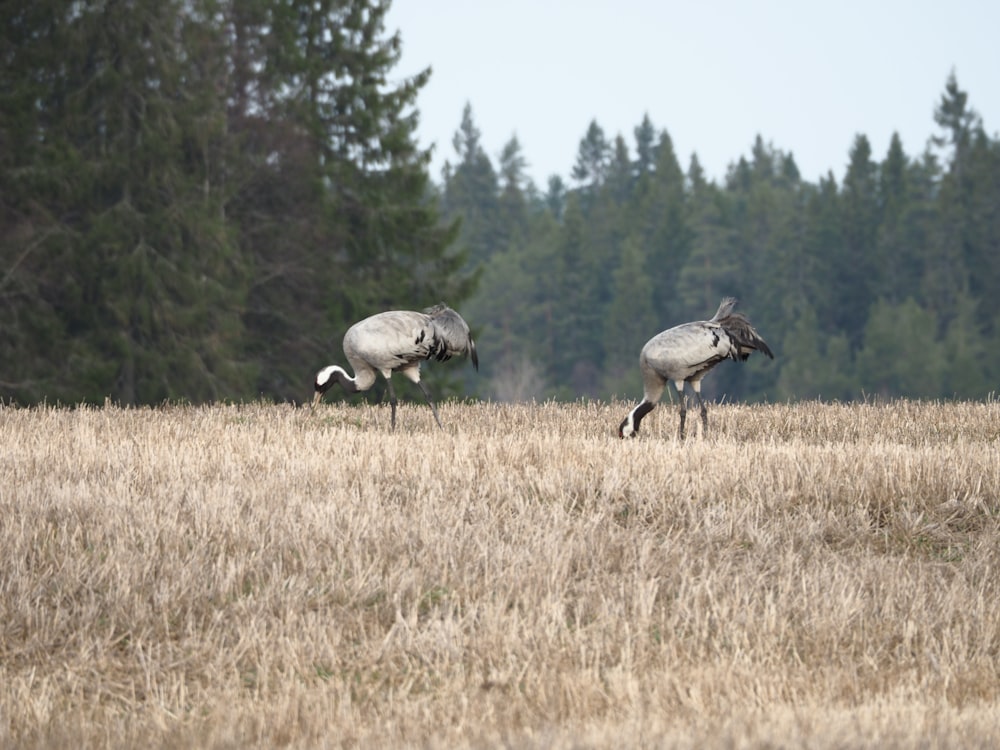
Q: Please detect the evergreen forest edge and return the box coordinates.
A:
[2,0,998,407]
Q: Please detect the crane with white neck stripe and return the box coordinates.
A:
[312,303,478,430]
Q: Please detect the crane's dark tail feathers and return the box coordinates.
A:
[425,302,478,370]
[720,316,773,361]
[712,297,774,361]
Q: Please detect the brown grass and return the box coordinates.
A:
[2,398,1000,748]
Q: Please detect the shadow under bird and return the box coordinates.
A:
[312,303,478,430]
[619,297,773,439]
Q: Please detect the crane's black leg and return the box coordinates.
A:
[677,387,687,440]
[385,379,398,430]
[694,390,709,435]
[416,380,444,430]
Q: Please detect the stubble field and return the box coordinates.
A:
[2,397,1000,748]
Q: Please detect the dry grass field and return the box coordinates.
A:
[2,397,1000,748]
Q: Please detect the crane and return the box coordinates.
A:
[312,303,478,430]
[618,297,773,439]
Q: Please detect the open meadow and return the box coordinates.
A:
[2,398,1000,748]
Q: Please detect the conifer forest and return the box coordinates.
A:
[3,0,999,407]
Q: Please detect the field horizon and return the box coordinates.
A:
[2,398,999,748]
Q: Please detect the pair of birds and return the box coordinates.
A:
[312,298,773,437]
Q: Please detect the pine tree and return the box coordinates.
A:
[549,196,604,396]
[497,135,531,250]
[678,183,738,316]
[836,134,880,348]
[440,103,501,268]
[571,120,610,189]
[960,133,1000,315]
[545,175,567,219]
[602,235,657,397]
[740,140,802,398]
[605,135,634,205]
[931,72,981,164]
[635,130,690,322]
[633,114,657,178]
[930,76,1000,334]
[875,133,919,304]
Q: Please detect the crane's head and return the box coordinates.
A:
[619,401,654,438]
[311,366,337,408]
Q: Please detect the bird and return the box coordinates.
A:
[618,297,773,439]
[312,303,478,430]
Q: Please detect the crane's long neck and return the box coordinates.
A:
[619,400,656,438]
[312,365,360,407]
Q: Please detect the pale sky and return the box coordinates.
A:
[385,0,999,187]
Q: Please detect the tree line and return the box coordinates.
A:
[443,76,1000,404]
[3,0,998,407]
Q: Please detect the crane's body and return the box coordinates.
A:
[313,304,478,429]
[619,297,773,438]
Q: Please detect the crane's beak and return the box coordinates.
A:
[311,389,323,410]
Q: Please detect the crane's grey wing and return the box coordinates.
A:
[425,304,478,370]
[344,310,436,372]
[641,323,734,382]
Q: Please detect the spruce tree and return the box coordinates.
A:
[602,235,657,397]
[635,130,690,323]
[571,120,611,189]
[497,135,532,251]
[440,103,501,268]
[837,135,880,349]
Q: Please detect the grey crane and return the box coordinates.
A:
[618,297,773,439]
[312,303,478,430]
